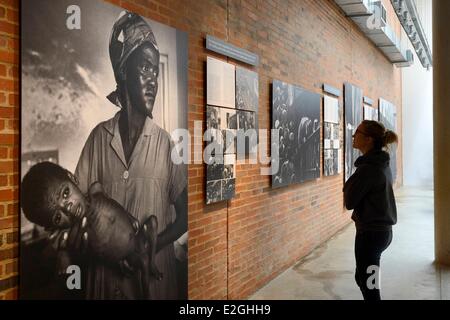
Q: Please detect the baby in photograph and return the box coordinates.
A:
[21,161,162,298]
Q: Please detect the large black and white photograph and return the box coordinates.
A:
[206,154,236,204]
[21,0,188,300]
[379,98,398,182]
[207,56,235,109]
[272,80,321,188]
[323,95,341,177]
[344,83,363,182]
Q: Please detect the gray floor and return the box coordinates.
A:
[250,187,450,300]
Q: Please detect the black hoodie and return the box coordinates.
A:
[343,149,397,232]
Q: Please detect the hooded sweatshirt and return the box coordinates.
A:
[343,149,397,232]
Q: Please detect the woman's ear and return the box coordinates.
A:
[367,135,375,145]
[66,171,79,185]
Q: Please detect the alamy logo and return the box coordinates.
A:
[66,5,81,30]
[66,265,81,290]
[366,265,380,290]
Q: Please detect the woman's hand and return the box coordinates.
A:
[48,215,89,254]
[155,187,187,254]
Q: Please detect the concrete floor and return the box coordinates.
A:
[250,187,450,300]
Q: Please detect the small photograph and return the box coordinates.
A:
[364,104,380,121]
[379,99,396,131]
[220,107,238,130]
[323,149,341,176]
[323,95,341,177]
[222,129,236,154]
[344,83,363,182]
[331,123,339,140]
[238,110,256,131]
[364,105,371,120]
[236,66,258,112]
[223,164,234,179]
[373,109,379,121]
[332,139,340,149]
[207,161,225,181]
[333,149,339,173]
[207,56,236,108]
[206,180,222,204]
[324,95,339,124]
[222,178,236,200]
[207,106,237,154]
[207,128,223,150]
[324,122,332,140]
[207,105,220,129]
[206,154,236,204]
[337,149,343,174]
[379,98,397,181]
[223,154,236,179]
[324,149,334,176]
[237,110,257,157]
[324,147,340,177]
[205,129,223,158]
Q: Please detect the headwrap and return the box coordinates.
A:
[107,11,159,108]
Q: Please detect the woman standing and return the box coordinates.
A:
[343,120,398,300]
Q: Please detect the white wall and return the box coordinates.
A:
[402,50,434,188]
[402,0,434,188]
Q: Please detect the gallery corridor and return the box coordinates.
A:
[250,187,450,300]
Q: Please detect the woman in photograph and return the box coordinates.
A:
[343,120,398,300]
[54,11,187,300]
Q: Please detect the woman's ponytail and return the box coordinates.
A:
[361,120,398,150]
[383,130,398,147]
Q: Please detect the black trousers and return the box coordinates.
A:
[354,229,393,300]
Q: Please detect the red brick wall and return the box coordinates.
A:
[0,0,19,300]
[0,0,403,299]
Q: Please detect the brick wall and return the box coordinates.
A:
[0,0,403,299]
[0,0,19,300]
